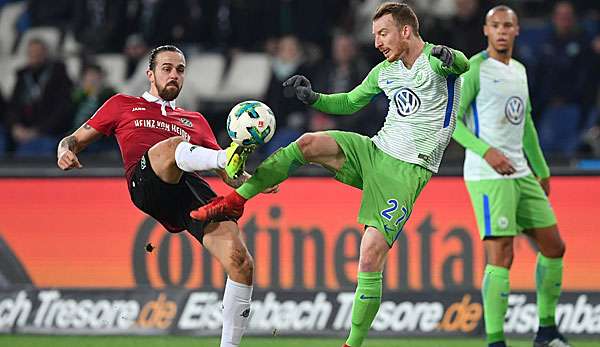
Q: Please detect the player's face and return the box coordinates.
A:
[149,51,186,101]
[373,14,409,62]
[484,10,519,54]
[27,42,47,68]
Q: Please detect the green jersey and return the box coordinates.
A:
[452,51,550,181]
[312,42,469,173]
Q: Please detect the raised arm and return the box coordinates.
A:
[283,62,384,116]
[313,62,383,115]
[57,123,103,170]
[427,44,470,77]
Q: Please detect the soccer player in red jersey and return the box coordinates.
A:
[57,45,276,347]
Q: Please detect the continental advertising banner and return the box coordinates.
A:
[0,177,599,336]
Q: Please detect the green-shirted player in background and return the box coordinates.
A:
[452,5,570,347]
[192,2,468,346]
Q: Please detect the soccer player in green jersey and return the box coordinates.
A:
[452,6,570,347]
[193,3,468,346]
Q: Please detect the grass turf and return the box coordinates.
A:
[0,336,597,347]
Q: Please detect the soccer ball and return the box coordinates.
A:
[227,100,276,146]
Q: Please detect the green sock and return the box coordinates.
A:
[236,142,307,200]
[536,253,563,327]
[482,264,509,344]
[345,272,383,347]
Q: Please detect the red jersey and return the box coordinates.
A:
[87,93,221,181]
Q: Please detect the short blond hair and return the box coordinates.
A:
[373,2,419,36]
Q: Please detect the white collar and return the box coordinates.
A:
[142,91,177,116]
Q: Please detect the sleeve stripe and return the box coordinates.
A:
[472,101,480,137]
[443,75,457,128]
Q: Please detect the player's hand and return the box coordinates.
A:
[431,45,454,67]
[57,150,83,170]
[282,75,318,105]
[538,177,551,196]
[483,148,515,175]
[261,184,279,194]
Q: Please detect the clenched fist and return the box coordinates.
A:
[57,150,83,170]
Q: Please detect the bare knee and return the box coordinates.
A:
[485,237,514,269]
[359,245,387,272]
[296,133,323,161]
[158,136,186,151]
[149,136,185,163]
[528,227,566,259]
[229,247,254,285]
[358,228,389,272]
[540,239,566,258]
[146,136,186,183]
[359,252,380,272]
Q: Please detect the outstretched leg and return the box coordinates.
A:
[148,136,224,183]
[191,132,345,221]
[148,136,250,184]
[202,221,254,347]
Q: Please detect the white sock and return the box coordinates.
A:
[174,141,227,172]
[220,277,253,347]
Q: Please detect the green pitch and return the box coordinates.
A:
[0,336,598,347]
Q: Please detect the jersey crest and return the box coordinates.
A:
[414,70,426,87]
[180,117,193,127]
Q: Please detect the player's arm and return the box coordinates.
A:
[57,123,103,170]
[58,94,120,170]
[312,63,383,115]
[522,98,551,193]
[452,57,515,175]
[283,62,383,115]
[451,58,490,157]
[427,44,470,76]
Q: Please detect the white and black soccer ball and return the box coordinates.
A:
[227,100,276,146]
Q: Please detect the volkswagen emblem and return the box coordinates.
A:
[505,96,524,124]
[394,88,421,116]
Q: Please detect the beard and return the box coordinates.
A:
[392,40,410,61]
[157,81,181,101]
[398,39,409,52]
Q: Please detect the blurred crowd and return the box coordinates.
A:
[0,0,598,163]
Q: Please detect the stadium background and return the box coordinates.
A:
[0,0,599,346]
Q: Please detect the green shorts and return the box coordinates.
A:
[327,131,432,246]
[465,175,557,239]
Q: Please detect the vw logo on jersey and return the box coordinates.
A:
[505,96,524,124]
[394,87,421,116]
